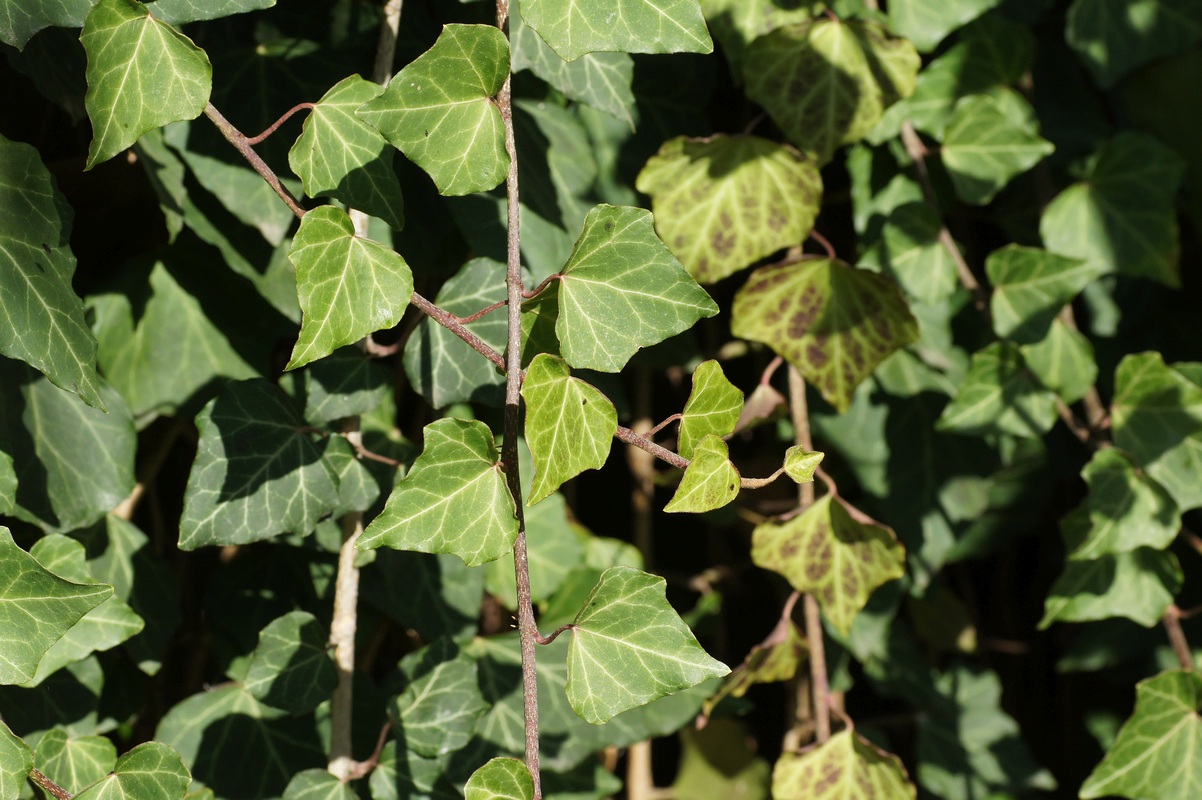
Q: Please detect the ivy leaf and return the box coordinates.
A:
[0,722,32,800]
[664,435,741,514]
[773,729,915,799]
[282,770,357,800]
[358,418,518,567]
[752,496,904,635]
[81,0,212,169]
[549,205,719,373]
[301,347,389,425]
[784,447,823,484]
[485,488,587,608]
[1080,670,1202,799]
[986,245,1099,344]
[1066,0,1202,89]
[1040,132,1184,287]
[243,612,337,714]
[1073,449,1181,559]
[704,621,807,717]
[286,205,413,370]
[940,94,1053,206]
[393,640,489,758]
[677,361,743,460]
[699,0,816,81]
[936,342,1057,438]
[888,0,1001,52]
[288,75,404,230]
[635,135,823,285]
[511,2,635,128]
[0,0,91,49]
[744,20,919,164]
[862,203,959,304]
[522,354,617,506]
[465,758,534,800]
[566,566,730,724]
[519,0,712,62]
[143,0,276,26]
[730,259,919,413]
[0,528,112,686]
[362,550,483,642]
[71,742,190,800]
[1020,319,1098,405]
[0,451,13,517]
[0,134,104,409]
[357,24,509,196]
[179,379,340,550]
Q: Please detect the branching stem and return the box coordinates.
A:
[203,103,306,218]
[245,102,315,145]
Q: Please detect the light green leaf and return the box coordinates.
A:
[677,360,744,459]
[784,447,823,484]
[0,721,32,800]
[730,259,919,413]
[301,347,389,425]
[1111,352,1202,511]
[34,730,117,795]
[179,379,340,550]
[888,0,1001,51]
[744,20,919,164]
[699,0,816,81]
[986,245,1099,344]
[1081,670,1202,799]
[70,743,188,800]
[357,25,509,196]
[1073,449,1181,560]
[636,135,822,284]
[566,566,729,724]
[465,758,534,800]
[0,134,104,409]
[0,361,135,533]
[288,75,404,230]
[81,0,212,168]
[703,622,806,717]
[1066,0,1202,89]
[393,639,489,758]
[282,770,357,800]
[358,418,518,567]
[0,527,111,686]
[751,495,905,635]
[511,2,635,128]
[940,94,1053,205]
[863,203,959,304]
[243,611,337,714]
[144,0,276,26]
[286,205,413,370]
[664,435,741,514]
[519,0,712,62]
[0,451,13,516]
[522,354,617,506]
[548,205,719,373]
[936,342,1057,437]
[773,729,915,800]
[1020,319,1098,404]
[1040,132,1184,287]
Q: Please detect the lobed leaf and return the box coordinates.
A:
[986,245,1099,344]
[664,435,741,514]
[301,347,389,425]
[519,0,713,62]
[784,447,823,484]
[71,742,190,800]
[464,758,534,800]
[940,94,1053,205]
[1073,449,1180,559]
[243,611,337,714]
[393,639,489,758]
[936,342,1057,438]
[773,729,915,799]
[677,360,743,460]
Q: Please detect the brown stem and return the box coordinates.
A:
[615,425,689,471]
[628,372,657,569]
[760,355,784,386]
[646,413,682,438]
[203,103,306,219]
[804,593,831,742]
[410,291,506,370]
[245,102,316,145]
[29,770,72,800]
[533,624,573,645]
[345,721,394,781]
[457,299,508,325]
[520,273,560,299]
[1163,605,1194,671]
[809,229,837,260]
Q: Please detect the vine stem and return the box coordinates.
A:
[1163,604,1194,671]
[203,103,306,218]
[29,770,71,800]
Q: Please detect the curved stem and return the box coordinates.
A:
[203,103,306,218]
[245,102,315,145]
[1164,605,1194,671]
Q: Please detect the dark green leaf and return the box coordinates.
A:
[1073,449,1180,559]
[72,742,190,800]
[145,0,276,25]
[519,0,713,61]
[301,347,389,425]
[1019,319,1097,404]
[362,551,484,643]
[940,94,1053,205]
[0,0,91,49]
[33,730,116,794]
[393,639,488,758]
[243,611,337,714]
[485,482,586,608]
[699,0,816,81]
[1066,0,1202,88]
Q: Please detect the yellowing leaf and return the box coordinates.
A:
[773,729,915,800]
[664,435,741,513]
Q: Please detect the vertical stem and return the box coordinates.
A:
[1164,605,1195,671]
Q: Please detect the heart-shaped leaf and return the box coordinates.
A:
[465,758,534,800]
[664,435,741,514]
[1072,449,1181,560]
[81,0,211,168]
[784,447,823,484]
[519,0,713,62]
[566,566,730,724]
[936,342,1057,437]
[986,245,1099,344]
[862,203,959,304]
[72,742,190,800]
[243,611,337,714]
[357,24,509,196]
[34,730,117,794]
[773,729,915,800]
[392,639,489,757]
[678,361,743,460]
[940,94,1054,205]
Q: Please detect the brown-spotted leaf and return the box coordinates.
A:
[751,495,905,635]
[703,620,807,718]
[731,259,918,413]
[773,729,916,800]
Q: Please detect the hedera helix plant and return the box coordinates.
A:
[3,0,1202,798]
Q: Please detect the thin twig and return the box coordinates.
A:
[245,102,316,145]
[203,103,306,218]
[410,292,506,370]
[457,299,508,325]
[646,413,682,438]
[345,721,395,781]
[616,425,689,470]
[760,355,784,386]
[533,624,573,645]
[112,418,186,521]
[1163,605,1194,671]
[520,273,560,299]
[29,770,72,800]
[809,229,837,261]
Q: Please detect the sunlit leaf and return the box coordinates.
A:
[282,770,356,800]
[1081,670,1202,799]
[548,205,719,372]
[1020,319,1098,404]
[888,0,1001,51]
[784,447,823,484]
[862,203,959,304]
[940,94,1053,205]
[677,361,743,460]
[519,0,712,62]
[288,75,404,230]
[699,0,816,80]
[243,611,337,714]
[358,418,518,567]
[664,435,741,514]
[636,135,822,284]
[936,342,1057,437]
[566,566,729,724]
[71,742,189,800]
[730,258,918,413]
[357,25,509,196]
[704,621,806,717]
[0,721,32,800]
[1066,0,1202,89]
[773,729,915,799]
[1072,449,1181,559]
[986,245,1099,344]
[465,758,533,800]
[394,639,489,758]
[81,0,211,168]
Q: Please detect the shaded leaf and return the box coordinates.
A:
[730,258,918,413]
[664,435,741,514]
[699,0,816,81]
[243,611,337,714]
[393,640,489,758]
[301,347,389,425]
[941,94,1053,205]
[636,135,822,284]
[145,0,276,26]
[1073,449,1180,559]
[486,488,587,608]
[0,451,13,517]
[1019,319,1097,404]
[936,342,1057,437]
[0,721,32,800]
[1067,0,1202,88]
[72,742,190,800]
[888,0,1001,52]
[703,621,806,717]
[862,203,959,304]
[986,245,1099,344]
[773,729,915,799]
[282,770,357,800]
[0,0,92,49]
[34,730,116,795]
[519,0,712,62]
[465,758,533,800]
[677,360,743,460]
[362,551,484,643]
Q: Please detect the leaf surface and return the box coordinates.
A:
[888,0,1001,51]
[519,0,712,61]
[1020,319,1097,404]
[243,611,337,714]
[862,203,958,304]
[699,0,816,80]
[784,447,823,484]
[1067,0,1202,88]
[677,361,743,459]
[71,742,189,800]
[986,245,1099,344]
[704,621,806,716]
[301,347,389,425]
[393,639,489,758]
[282,770,357,800]
[773,729,915,799]
[940,94,1053,205]
[936,342,1057,437]
[485,488,587,608]
[0,721,32,800]
[1073,449,1181,559]
[664,435,741,514]
[465,758,534,800]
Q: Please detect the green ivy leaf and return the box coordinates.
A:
[936,342,1057,437]
[0,528,111,686]
[358,418,518,567]
[1073,449,1181,559]
[0,721,32,800]
[1019,319,1098,405]
[773,729,915,799]
[81,0,212,169]
[300,347,389,425]
[0,0,92,49]
[744,20,919,164]
[784,447,823,484]
[549,205,719,373]
[357,24,509,196]
[699,0,816,81]
[485,488,587,608]
[986,245,1099,344]
[519,0,712,62]
[862,203,959,304]
[566,566,729,724]
[730,259,919,413]
[288,75,404,230]
[286,205,413,370]
[1040,132,1184,287]
[243,611,337,714]
[282,770,356,800]
[674,362,740,460]
[71,742,189,800]
[0,451,13,517]
[1081,670,1202,799]
[393,640,489,758]
[362,551,484,643]
[635,135,822,285]
[0,134,104,409]
[1066,0,1202,89]
[522,354,617,505]
[179,379,339,550]
[34,730,117,795]
[888,0,1001,52]
[465,758,534,800]
[752,495,904,635]
[664,435,741,514]
[143,0,276,26]
[940,94,1053,205]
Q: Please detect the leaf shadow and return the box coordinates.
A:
[191,710,325,800]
